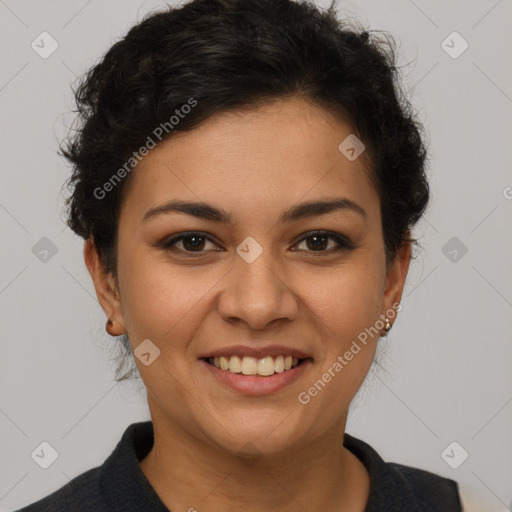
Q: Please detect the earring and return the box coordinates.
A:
[106,318,116,335]
[381,316,392,337]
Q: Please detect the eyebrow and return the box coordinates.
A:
[141,197,367,225]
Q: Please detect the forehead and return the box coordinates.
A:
[120,97,379,224]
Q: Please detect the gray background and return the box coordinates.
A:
[1,0,511,510]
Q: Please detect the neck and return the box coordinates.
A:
[139,412,369,512]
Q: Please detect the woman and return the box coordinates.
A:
[17,0,463,510]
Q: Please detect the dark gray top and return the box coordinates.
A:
[15,421,462,511]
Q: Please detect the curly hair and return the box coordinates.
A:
[60,0,430,381]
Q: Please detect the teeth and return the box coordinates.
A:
[256,357,274,376]
[208,355,304,376]
[229,355,242,373]
[241,357,257,375]
[274,355,285,373]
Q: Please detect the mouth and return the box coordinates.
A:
[201,355,313,377]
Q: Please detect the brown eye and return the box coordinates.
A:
[293,231,355,253]
[180,235,207,251]
[162,232,219,255]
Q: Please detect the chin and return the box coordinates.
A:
[200,414,309,457]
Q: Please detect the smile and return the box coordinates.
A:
[204,355,309,377]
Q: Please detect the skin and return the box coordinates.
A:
[85,96,411,512]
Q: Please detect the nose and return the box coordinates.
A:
[217,250,299,330]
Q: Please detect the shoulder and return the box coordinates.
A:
[13,467,106,512]
[384,461,462,511]
[13,421,162,512]
[344,433,462,511]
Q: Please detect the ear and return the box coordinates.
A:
[84,237,126,336]
[381,234,412,318]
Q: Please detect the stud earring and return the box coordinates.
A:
[106,318,116,335]
[381,316,392,337]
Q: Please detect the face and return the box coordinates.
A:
[86,97,410,456]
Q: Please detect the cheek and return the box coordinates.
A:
[117,258,212,400]
[304,261,383,342]
[119,260,210,344]
[296,261,383,410]
[123,276,211,347]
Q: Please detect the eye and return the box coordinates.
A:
[292,231,355,254]
[160,230,355,257]
[161,232,221,255]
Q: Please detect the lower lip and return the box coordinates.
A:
[200,359,312,396]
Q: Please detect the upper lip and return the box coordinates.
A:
[199,345,312,360]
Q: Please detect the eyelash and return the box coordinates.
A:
[160,230,356,257]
